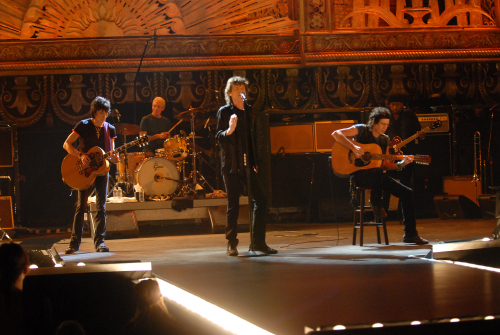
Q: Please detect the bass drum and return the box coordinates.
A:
[135,157,179,197]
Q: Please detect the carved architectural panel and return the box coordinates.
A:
[1,64,500,127]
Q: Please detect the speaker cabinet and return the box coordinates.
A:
[433,194,481,220]
[314,120,356,152]
[208,205,249,234]
[0,196,14,228]
[90,210,139,239]
[270,123,314,154]
[478,194,496,219]
[443,176,482,205]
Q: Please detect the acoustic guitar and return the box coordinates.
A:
[331,141,431,177]
[61,135,149,190]
[388,120,441,155]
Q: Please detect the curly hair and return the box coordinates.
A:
[224,76,249,104]
[90,96,111,118]
[367,107,391,129]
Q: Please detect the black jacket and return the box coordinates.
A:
[215,103,260,174]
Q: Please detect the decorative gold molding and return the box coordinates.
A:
[305,49,500,65]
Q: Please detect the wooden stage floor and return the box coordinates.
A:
[20,218,500,334]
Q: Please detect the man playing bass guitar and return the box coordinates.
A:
[63,96,119,254]
[332,107,429,244]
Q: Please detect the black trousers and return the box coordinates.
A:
[353,169,418,237]
[222,170,267,246]
[69,174,108,250]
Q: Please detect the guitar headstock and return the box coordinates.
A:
[414,155,431,165]
[430,120,442,130]
[136,135,149,147]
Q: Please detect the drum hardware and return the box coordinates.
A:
[114,125,145,196]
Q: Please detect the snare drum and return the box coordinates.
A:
[135,157,179,197]
[164,135,188,161]
[118,152,145,182]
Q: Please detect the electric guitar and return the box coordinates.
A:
[389,120,441,154]
[331,141,431,177]
[61,135,149,190]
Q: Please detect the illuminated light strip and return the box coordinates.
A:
[410,255,500,273]
[156,278,275,335]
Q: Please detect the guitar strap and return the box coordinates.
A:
[103,122,111,152]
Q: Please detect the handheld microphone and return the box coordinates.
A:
[240,92,247,101]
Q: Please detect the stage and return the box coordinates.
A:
[19,217,499,334]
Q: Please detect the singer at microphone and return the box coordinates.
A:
[215,76,277,256]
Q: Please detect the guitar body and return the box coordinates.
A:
[331,141,383,177]
[61,147,110,190]
[388,136,403,155]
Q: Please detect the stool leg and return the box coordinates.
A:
[359,190,364,247]
[382,218,389,245]
[376,221,381,244]
[352,209,357,245]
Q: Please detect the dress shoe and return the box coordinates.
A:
[251,244,278,254]
[371,204,387,219]
[96,244,109,252]
[65,246,79,254]
[226,244,238,256]
[403,235,429,244]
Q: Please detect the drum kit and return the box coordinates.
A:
[112,108,215,199]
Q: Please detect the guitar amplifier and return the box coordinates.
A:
[416,113,449,133]
[314,120,356,152]
[270,123,314,154]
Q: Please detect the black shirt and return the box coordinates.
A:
[73,119,117,153]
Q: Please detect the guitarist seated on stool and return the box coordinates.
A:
[331,107,428,245]
[384,95,425,220]
[62,96,119,254]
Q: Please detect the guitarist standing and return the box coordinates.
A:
[332,107,429,244]
[63,97,118,254]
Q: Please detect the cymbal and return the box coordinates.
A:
[178,107,205,117]
[115,123,141,135]
[186,136,204,139]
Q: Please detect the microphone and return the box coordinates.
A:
[489,104,498,111]
[204,117,210,129]
[240,92,247,101]
[113,109,121,122]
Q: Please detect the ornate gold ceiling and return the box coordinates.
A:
[0,0,499,75]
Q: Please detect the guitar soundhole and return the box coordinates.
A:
[354,153,371,167]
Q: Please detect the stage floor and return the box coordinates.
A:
[28,218,500,334]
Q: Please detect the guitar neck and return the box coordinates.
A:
[371,154,412,161]
[394,125,430,150]
[98,137,145,161]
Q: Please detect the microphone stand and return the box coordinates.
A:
[239,98,266,257]
[134,36,154,125]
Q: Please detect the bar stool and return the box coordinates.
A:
[351,181,389,246]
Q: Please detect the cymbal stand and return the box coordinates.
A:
[115,131,134,196]
[185,111,216,196]
[178,160,196,196]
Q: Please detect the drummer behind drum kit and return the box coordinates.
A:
[113,108,214,199]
